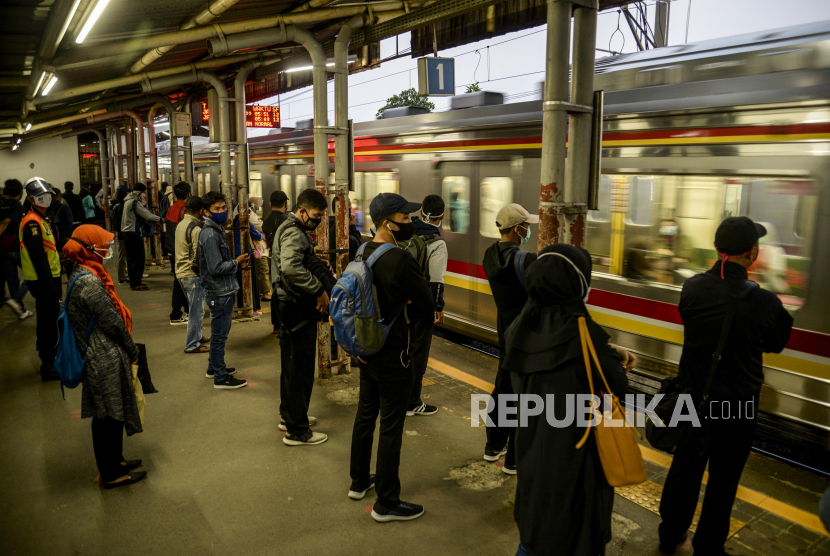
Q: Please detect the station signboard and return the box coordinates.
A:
[418,57,455,97]
[195,102,281,128]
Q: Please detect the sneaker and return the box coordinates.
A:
[18,309,33,320]
[370,500,424,523]
[142,273,149,278]
[406,403,438,417]
[502,463,517,475]
[205,367,237,378]
[348,474,376,500]
[483,446,507,462]
[5,298,24,318]
[278,416,318,431]
[283,430,328,446]
[119,280,130,285]
[214,376,247,389]
[169,315,188,326]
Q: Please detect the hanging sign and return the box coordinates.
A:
[197,102,281,128]
[418,57,455,97]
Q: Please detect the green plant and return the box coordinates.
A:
[465,83,482,93]
[376,88,436,119]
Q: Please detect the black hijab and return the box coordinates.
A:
[503,244,609,375]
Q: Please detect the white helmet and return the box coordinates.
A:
[24,176,50,198]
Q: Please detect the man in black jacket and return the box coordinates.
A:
[481,203,538,475]
[62,181,84,227]
[659,216,793,556]
[348,193,434,523]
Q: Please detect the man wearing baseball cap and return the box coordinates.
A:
[348,192,434,522]
[480,203,539,474]
[659,216,793,556]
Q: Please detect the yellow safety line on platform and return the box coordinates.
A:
[428,357,829,537]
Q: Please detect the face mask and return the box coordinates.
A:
[518,225,531,245]
[33,193,52,208]
[209,210,228,225]
[300,210,322,230]
[659,226,678,236]
[387,220,415,242]
[94,244,114,261]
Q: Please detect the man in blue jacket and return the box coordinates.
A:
[197,191,249,390]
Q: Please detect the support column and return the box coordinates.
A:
[183,102,194,185]
[537,0,572,251]
[562,4,597,248]
[654,0,670,48]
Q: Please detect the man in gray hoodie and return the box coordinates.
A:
[121,183,160,290]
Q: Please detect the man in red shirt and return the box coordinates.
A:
[165,182,190,326]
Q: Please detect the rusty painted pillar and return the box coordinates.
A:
[537,0,572,252]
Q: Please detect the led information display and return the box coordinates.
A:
[196,102,281,128]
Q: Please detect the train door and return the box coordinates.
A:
[439,162,477,326]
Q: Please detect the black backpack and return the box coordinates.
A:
[110,202,124,234]
[399,233,441,281]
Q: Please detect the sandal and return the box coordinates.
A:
[185,345,210,353]
[130,285,150,291]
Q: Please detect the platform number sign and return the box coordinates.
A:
[418,57,455,97]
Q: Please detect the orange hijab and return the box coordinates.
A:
[63,224,133,333]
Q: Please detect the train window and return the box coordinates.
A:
[588,175,612,222]
[296,174,308,201]
[356,172,399,233]
[280,174,292,206]
[591,174,815,307]
[197,173,204,196]
[249,171,262,198]
[479,177,513,238]
[443,176,470,234]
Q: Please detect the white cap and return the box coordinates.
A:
[495,203,539,231]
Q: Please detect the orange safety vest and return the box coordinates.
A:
[19,210,61,280]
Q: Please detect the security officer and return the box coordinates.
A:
[20,177,62,381]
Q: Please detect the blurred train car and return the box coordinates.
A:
[160,21,830,462]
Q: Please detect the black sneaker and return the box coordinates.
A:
[214,376,247,389]
[483,446,507,462]
[348,474,376,500]
[169,315,188,326]
[283,430,328,446]
[371,500,425,523]
[406,403,438,417]
[502,463,517,475]
[205,367,236,378]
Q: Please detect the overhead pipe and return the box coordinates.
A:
[128,0,243,76]
[53,2,425,68]
[38,52,274,107]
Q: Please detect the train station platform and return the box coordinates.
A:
[0,264,828,556]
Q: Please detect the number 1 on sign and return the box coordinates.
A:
[437,63,444,90]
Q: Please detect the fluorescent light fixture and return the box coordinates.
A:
[25,122,32,132]
[34,72,46,94]
[12,144,18,151]
[16,138,21,145]
[284,59,356,73]
[41,75,58,96]
[76,0,111,44]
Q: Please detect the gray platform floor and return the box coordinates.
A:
[0,265,828,555]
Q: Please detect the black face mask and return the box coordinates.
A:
[300,210,322,230]
[387,220,414,242]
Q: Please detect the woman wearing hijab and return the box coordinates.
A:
[503,244,636,556]
[63,224,146,489]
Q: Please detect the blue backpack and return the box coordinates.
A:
[330,243,403,357]
[55,273,96,390]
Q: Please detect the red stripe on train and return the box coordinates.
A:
[448,259,830,359]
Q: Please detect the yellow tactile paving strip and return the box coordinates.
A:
[427,357,829,537]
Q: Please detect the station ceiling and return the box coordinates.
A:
[0,0,630,142]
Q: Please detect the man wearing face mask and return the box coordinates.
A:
[348,193,434,522]
[121,183,160,291]
[272,188,330,446]
[481,204,539,474]
[19,177,63,380]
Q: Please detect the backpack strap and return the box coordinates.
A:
[355,241,369,262]
[513,250,529,289]
[366,243,397,267]
[64,272,92,307]
[185,221,199,262]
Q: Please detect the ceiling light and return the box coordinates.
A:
[41,75,58,96]
[76,0,111,44]
[16,138,21,145]
[284,59,356,73]
[25,122,32,132]
[34,72,46,94]
[12,144,18,151]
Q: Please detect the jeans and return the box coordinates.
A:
[659,409,757,554]
[28,278,62,371]
[179,277,205,351]
[124,233,145,288]
[409,319,434,407]
[206,294,234,382]
[170,251,188,320]
[91,416,125,483]
[485,366,517,467]
[116,238,128,282]
[1,250,28,308]
[278,314,317,435]
[350,358,413,508]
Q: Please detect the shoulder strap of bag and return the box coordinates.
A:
[699,284,742,406]
[513,249,528,288]
[367,243,396,267]
[185,221,198,261]
[355,241,368,262]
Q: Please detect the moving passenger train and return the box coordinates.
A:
[160,21,830,464]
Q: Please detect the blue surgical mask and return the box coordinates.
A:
[209,210,228,225]
[519,225,531,245]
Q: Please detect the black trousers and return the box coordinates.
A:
[271,294,280,329]
[659,407,757,554]
[278,306,317,436]
[409,319,434,407]
[350,358,414,508]
[28,277,62,372]
[91,416,125,483]
[485,365,516,466]
[169,252,187,320]
[124,233,145,288]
